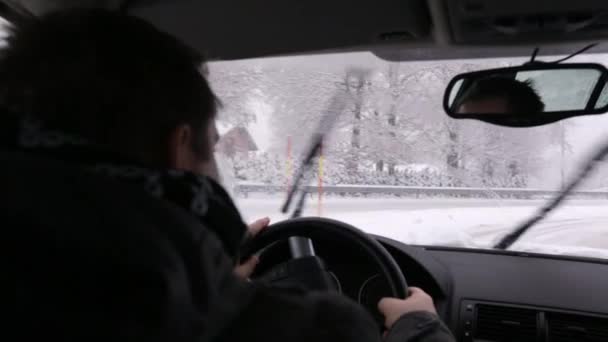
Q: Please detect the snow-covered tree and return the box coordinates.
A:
[208,55,568,188]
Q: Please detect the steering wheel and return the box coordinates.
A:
[241,217,408,300]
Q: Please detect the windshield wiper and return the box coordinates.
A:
[494,139,608,249]
[281,91,352,257]
[280,132,323,217]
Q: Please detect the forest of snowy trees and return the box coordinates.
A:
[208,54,608,190]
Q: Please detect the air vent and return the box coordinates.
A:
[475,304,538,342]
[547,312,608,342]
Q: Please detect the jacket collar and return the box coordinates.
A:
[3,115,248,258]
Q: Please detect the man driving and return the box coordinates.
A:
[3,10,455,342]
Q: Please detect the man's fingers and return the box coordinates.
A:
[234,256,259,279]
[378,288,437,330]
[378,297,401,329]
[248,217,270,236]
[235,217,269,279]
[378,297,399,312]
[407,286,423,296]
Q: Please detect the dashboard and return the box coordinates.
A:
[254,233,608,341]
[379,237,608,341]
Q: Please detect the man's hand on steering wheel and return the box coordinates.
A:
[234,217,271,279]
[378,287,438,329]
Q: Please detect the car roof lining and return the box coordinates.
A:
[1,0,608,61]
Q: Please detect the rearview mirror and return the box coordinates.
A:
[443,63,608,127]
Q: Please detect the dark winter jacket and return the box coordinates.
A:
[4,117,455,342]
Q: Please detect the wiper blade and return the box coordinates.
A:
[280,90,352,259]
[280,133,323,215]
[494,140,608,249]
[281,91,352,216]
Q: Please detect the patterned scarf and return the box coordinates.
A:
[3,116,248,259]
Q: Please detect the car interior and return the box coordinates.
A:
[3,1,608,341]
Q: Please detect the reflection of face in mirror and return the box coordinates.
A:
[455,77,545,115]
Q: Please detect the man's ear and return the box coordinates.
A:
[168,124,193,170]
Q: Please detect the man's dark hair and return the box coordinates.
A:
[457,76,545,113]
[0,9,218,165]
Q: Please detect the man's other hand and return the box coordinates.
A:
[234,217,270,279]
[378,287,437,329]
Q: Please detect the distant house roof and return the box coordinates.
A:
[216,126,258,156]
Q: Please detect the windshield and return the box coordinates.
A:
[208,52,608,260]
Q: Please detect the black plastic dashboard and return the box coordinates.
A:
[255,233,608,341]
[377,236,608,341]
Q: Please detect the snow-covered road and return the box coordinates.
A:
[235,196,608,259]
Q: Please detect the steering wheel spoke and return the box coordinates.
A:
[288,237,316,258]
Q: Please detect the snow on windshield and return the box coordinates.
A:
[208,52,608,260]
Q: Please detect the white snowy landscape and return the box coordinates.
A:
[209,51,608,261]
[236,195,608,259]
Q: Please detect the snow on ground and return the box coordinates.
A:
[235,195,608,259]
